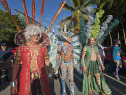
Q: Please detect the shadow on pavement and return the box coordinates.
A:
[0,68,11,92]
[49,79,56,95]
[0,64,22,92]
[74,68,83,92]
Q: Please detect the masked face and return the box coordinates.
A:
[89,37,95,45]
[67,36,72,42]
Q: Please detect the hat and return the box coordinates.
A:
[15,30,50,47]
[57,32,73,43]
[1,43,7,46]
[114,40,121,45]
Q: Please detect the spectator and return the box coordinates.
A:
[0,43,13,84]
[110,40,122,80]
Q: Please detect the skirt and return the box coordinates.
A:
[86,60,100,75]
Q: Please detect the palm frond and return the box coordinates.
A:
[60,15,73,25]
[70,0,77,8]
[95,0,101,5]
[76,0,80,8]
[99,1,106,9]
[80,0,87,7]
[60,2,75,12]
[84,1,96,8]
[66,19,74,32]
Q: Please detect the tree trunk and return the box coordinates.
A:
[118,32,119,40]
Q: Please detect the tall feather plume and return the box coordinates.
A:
[99,19,119,42]
[96,15,113,39]
[85,7,95,39]
[22,0,30,25]
[0,0,21,32]
[46,0,66,33]
[32,0,35,25]
[91,10,104,38]
[39,0,45,27]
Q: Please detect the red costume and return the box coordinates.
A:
[15,32,51,95]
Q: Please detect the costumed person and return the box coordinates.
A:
[10,25,52,95]
[56,34,75,95]
[80,8,113,95]
[0,43,13,84]
[110,40,122,80]
[0,0,67,94]
[81,37,111,95]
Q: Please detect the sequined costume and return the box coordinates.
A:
[15,32,51,95]
[82,45,111,95]
[57,40,75,95]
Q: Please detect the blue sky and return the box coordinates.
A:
[0,0,73,33]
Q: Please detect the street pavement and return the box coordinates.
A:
[0,67,126,95]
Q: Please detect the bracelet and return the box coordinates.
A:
[48,73,52,78]
[10,79,17,87]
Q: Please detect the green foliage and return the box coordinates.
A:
[60,0,99,34]
[0,9,24,47]
[97,0,126,22]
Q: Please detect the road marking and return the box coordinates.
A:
[119,75,126,80]
[74,73,126,95]
[74,72,126,87]
[109,85,126,95]
[74,73,126,87]
[104,73,126,87]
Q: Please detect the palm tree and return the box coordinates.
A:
[59,0,101,34]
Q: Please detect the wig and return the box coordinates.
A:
[24,25,42,42]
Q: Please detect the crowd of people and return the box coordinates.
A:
[0,25,126,95]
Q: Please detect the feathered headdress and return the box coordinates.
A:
[80,6,119,44]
